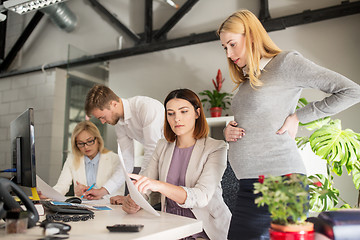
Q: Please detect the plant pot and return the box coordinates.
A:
[210,107,222,117]
[269,223,314,240]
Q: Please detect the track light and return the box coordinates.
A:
[3,0,68,15]
[0,12,6,21]
[155,0,179,9]
[164,0,178,9]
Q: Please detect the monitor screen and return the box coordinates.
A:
[10,108,36,188]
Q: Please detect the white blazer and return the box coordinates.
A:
[53,151,123,196]
[144,137,231,240]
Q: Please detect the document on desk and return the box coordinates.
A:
[117,146,160,216]
[36,175,66,201]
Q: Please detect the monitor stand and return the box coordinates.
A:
[30,187,40,201]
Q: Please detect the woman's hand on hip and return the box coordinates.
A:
[224,121,245,142]
[277,113,299,139]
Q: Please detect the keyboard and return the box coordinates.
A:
[42,201,94,214]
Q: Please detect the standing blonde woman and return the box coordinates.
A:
[53,121,123,198]
[218,9,360,239]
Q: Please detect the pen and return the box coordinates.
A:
[81,183,95,199]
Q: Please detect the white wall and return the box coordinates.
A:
[0,69,67,186]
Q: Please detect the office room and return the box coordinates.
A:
[0,0,360,239]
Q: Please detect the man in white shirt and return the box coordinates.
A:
[83,85,164,200]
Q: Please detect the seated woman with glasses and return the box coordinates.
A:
[52,120,123,198]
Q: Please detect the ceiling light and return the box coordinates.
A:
[155,0,179,9]
[0,12,6,21]
[3,0,68,15]
[164,0,178,9]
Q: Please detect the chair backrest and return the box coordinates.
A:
[124,167,141,196]
[221,161,239,213]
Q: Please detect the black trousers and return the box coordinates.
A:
[227,179,271,240]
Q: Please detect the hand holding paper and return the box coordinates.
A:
[117,146,160,216]
[36,175,66,202]
[128,173,161,193]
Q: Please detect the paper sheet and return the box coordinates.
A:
[117,145,160,216]
[36,175,66,201]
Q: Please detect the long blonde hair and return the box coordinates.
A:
[71,121,109,169]
[217,9,282,89]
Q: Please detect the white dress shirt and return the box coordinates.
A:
[104,96,164,193]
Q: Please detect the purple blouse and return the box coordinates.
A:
[166,145,209,239]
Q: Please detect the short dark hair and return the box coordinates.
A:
[85,85,119,117]
[163,89,209,142]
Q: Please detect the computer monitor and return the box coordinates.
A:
[10,108,36,188]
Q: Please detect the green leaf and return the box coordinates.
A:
[309,120,360,176]
[199,90,232,110]
[300,117,331,131]
[309,174,339,212]
[298,97,360,211]
[352,162,360,190]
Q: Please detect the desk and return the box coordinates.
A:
[0,205,202,240]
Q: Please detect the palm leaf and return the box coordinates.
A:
[296,136,309,150]
[309,174,339,212]
[353,162,360,190]
[300,117,331,131]
[309,120,360,177]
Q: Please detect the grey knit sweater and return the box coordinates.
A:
[229,51,360,179]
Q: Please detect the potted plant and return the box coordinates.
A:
[254,174,318,240]
[296,98,360,212]
[199,69,232,117]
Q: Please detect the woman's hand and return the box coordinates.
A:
[122,195,141,214]
[110,195,126,205]
[277,113,299,139]
[83,187,109,200]
[37,191,48,200]
[224,121,245,142]
[129,173,161,193]
[74,181,88,197]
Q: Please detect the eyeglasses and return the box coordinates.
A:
[76,137,96,148]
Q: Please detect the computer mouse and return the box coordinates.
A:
[65,197,82,204]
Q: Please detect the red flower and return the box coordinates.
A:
[313,181,322,187]
[212,69,225,92]
[259,175,265,184]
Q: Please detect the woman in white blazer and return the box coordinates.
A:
[53,121,122,198]
[122,89,231,240]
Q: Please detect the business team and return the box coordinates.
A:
[50,9,360,240]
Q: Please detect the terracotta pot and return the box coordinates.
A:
[210,107,222,117]
[270,222,314,240]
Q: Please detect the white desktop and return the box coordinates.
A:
[0,203,202,240]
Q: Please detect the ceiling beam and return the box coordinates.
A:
[1,1,359,78]
[144,0,153,43]
[259,0,271,21]
[0,11,44,72]
[88,0,141,43]
[261,0,360,31]
[154,0,199,40]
